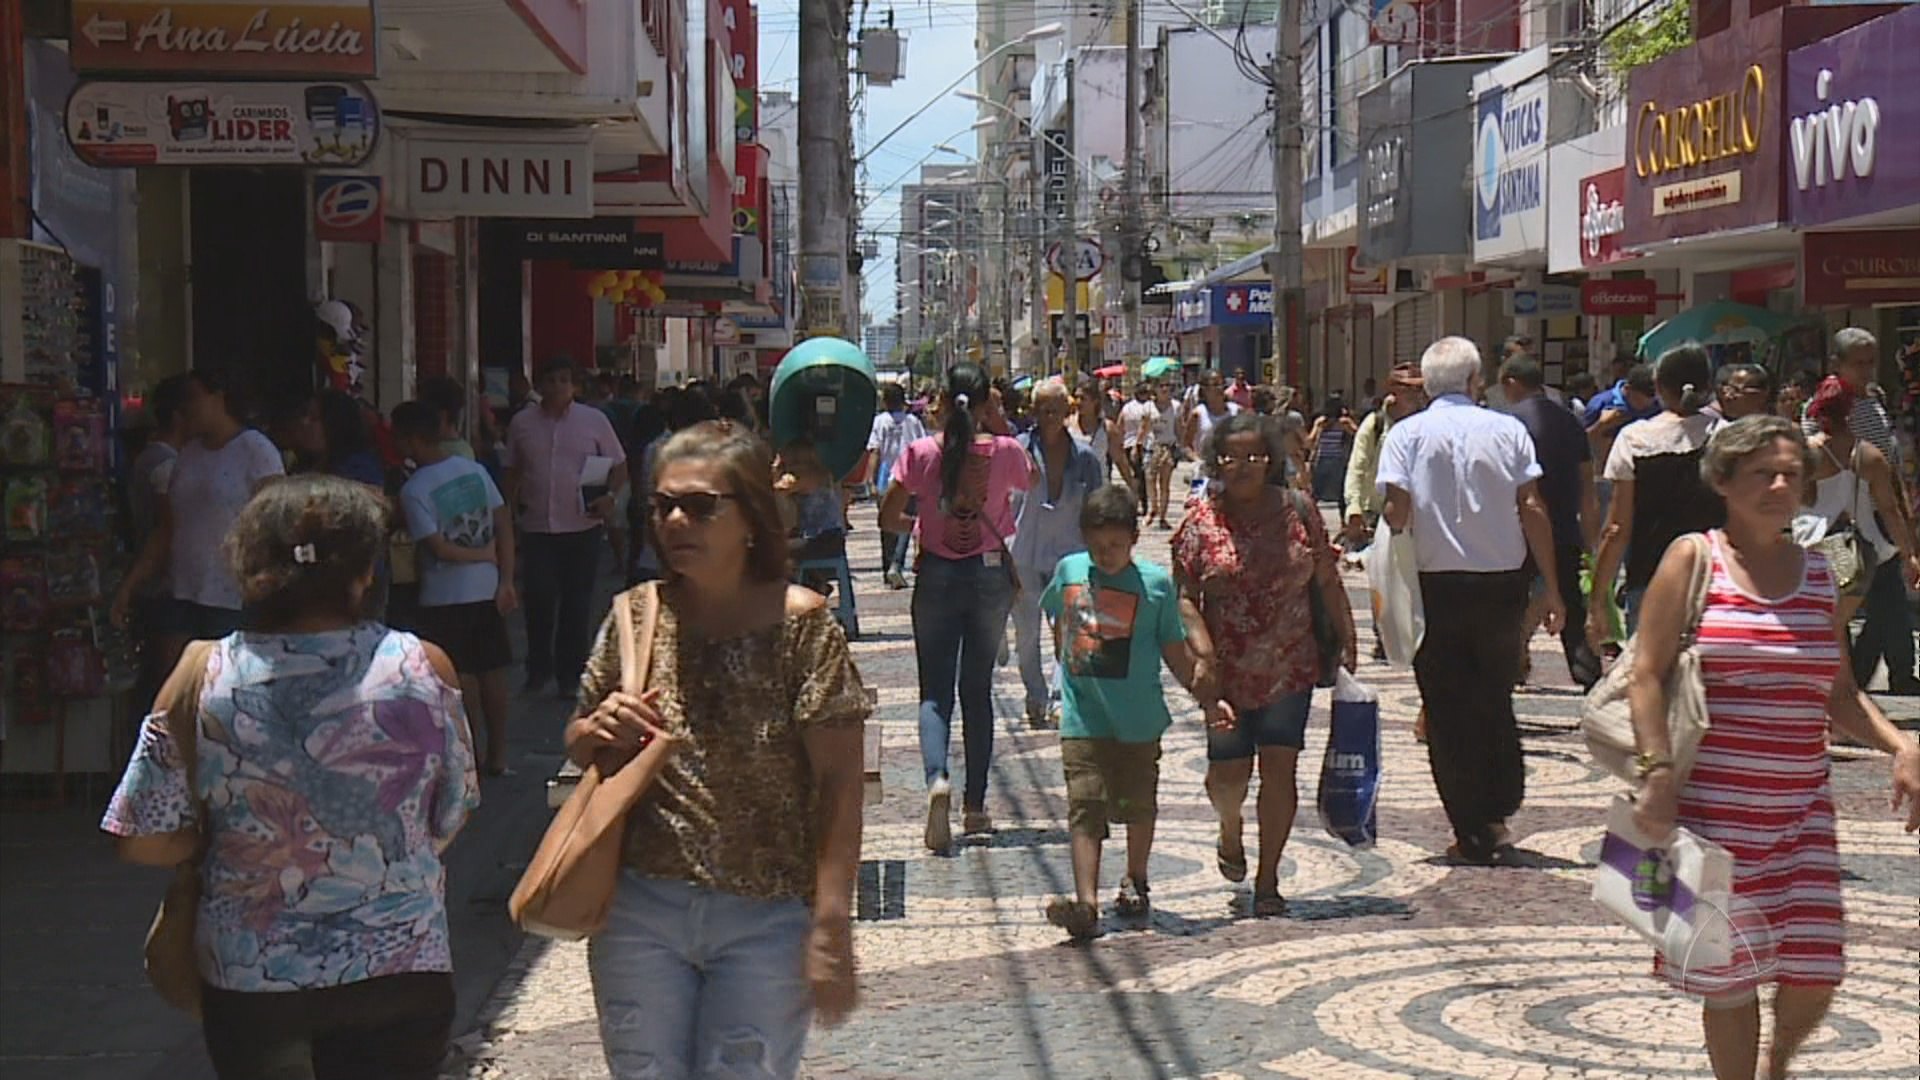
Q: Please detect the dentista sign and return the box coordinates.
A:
[1633,65,1766,179]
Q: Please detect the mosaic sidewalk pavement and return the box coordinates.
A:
[447,492,1920,1080]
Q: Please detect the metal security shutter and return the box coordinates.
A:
[1392,294,1437,364]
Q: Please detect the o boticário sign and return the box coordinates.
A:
[70,1,378,79]
[65,80,378,167]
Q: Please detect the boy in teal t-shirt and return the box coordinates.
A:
[1040,484,1221,939]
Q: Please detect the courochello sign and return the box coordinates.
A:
[1633,65,1766,179]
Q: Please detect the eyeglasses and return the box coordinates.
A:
[651,491,737,522]
[1214,452,1271,469]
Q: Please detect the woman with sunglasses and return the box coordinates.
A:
[567,422,870,1078]
[1180,370,1241,502]
[880,363,1035,851]
[1171,412,1355,917]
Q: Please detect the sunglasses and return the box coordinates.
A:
[651,491,737,522]
[1215,452,1272,469]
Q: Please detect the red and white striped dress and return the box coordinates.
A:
[1660,531,1845,994]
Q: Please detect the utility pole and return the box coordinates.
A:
[1059,56,1078,377]
[1029,127,1047,377]
[798,0,850,340]
[1268,0,1303,387]
[1121,0,1142,382]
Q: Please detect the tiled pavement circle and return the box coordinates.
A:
[449,487,1920,1080]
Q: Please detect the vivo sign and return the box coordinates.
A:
[1790,68,1879,194]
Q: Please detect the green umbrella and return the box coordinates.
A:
[1142,356,1178,380]
[1637,300,1796,360]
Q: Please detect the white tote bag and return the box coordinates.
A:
[1591,796,1735,972]
[1366,518,1424,666]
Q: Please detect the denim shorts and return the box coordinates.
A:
[1206,688,1311,761]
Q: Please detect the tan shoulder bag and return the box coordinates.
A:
[1581,533,1714,785]
[143,639,219,1015]
[510,583,681,939]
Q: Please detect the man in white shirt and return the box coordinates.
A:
[1378,337,1566,866]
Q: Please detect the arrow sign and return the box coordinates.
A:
[83,12,127,44]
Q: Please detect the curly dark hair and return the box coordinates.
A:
[226,475,389,628]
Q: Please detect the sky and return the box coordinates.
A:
[757,1,988,326]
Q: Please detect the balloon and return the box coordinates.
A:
[587,284,606,299]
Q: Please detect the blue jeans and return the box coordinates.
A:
[1853,554,1917,687]
[588,874,813,1080]
[912,553,1017,809]
[1012,562,1065,715]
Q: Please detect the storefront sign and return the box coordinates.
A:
[722,0,759,143]
[1802,229,1920,306]
[70,1,377,78]
[1787,4,1918,227]
[1042,129,1070,225]
[64,79,378,167]
[1622,13,1782,247]
[1580,278,1658,316]
[1508,286,1579,318]
[1359,58,1492,264]
[1473,47,1551,261]
[312,173,381,242]
[1173,289,1210,333]
[1345,246,1388,295]
[501,218,665,269]
[1579,168,1628,267]
[401,127,593,218]
[1218,283,1273,324]
[1046,238,1103,281]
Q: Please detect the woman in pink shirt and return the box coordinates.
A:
[881,363,1033,852]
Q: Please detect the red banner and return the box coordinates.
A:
[1580,277,1657,316]
[1578,168,1627,267]
[1803,230,1920,306]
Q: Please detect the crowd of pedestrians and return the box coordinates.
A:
[93,325,1920,1079]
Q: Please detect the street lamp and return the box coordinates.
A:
[956,90,1103,180]
[855,22,1065,166]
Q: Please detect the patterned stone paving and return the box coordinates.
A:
[448,484,1920,1080]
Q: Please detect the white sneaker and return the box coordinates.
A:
[925,778,952,852]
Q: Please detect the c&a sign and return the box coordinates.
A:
[1621,11,1784,248]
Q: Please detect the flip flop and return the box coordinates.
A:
[1251,892,1288,918]
[1216,841,1248,883]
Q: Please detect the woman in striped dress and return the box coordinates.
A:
[1627,416,1920,1080]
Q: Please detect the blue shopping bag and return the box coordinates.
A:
[1316,669,1381,848]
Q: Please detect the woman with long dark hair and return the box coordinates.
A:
[1306,393,1358,516]
[880,363,1035,851]
[1587,343,1725,644]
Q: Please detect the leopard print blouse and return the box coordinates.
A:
[575,587,869,903]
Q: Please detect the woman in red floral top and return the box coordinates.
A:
[1170,412,1356,916]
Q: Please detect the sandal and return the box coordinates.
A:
[1251,891,1288,918]
[1114,877,1150,918]
[1045,897,1100,940]
[1216,840,1248,883]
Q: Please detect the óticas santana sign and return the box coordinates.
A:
[71,2,377,79]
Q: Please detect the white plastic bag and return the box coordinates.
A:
[1591,795,1734,971]
[1366,518,1423,666]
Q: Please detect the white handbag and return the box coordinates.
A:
[1581,533,1713,784]
[1592,796,1735,972]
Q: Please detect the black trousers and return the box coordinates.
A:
[1414,568,1532,860]
[1546,542,1601,690]
[202,972,454,1080]
[522,527,603,688]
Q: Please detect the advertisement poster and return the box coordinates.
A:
[65,80,378,167]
